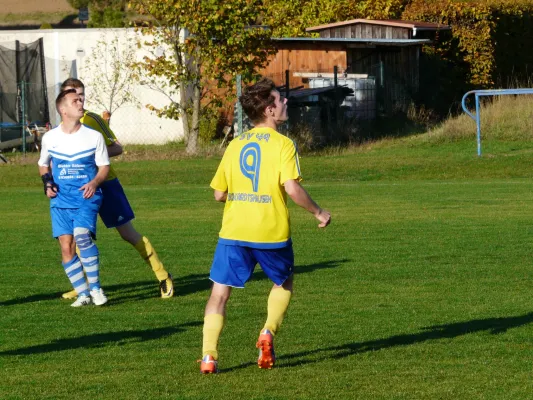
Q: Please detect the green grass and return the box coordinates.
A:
[0,12,76,26]
[3,97,533,398]
[0,9,145,28]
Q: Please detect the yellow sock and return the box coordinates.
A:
[134,236,168,281]
[263,287,292,335]
[203,314,225,360]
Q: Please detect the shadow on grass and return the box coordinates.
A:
[280,312,533,368]
[0,280,155,307]
[1,259,349,306]
[57,14,79,27]
[0,321,201,356]
[0,291,64,306]
[172,258,350,298]
[106,280,166,305]
[221,311,533,372]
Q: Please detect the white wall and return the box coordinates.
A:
[0,28,183,144]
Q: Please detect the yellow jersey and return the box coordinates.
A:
[80,110,117,181]
[210,127,302,248]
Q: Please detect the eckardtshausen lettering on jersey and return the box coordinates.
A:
[227,193,273,203]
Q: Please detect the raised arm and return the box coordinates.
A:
[83,111,122,157]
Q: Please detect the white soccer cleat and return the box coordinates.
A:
[90,288,108,306]
[71,294,92,307]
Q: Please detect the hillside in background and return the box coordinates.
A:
[2,0,74,14]
[0,0,77,29]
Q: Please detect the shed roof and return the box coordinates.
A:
[285,85,354,100]
[306,19,451,33]
[274,37,430,47]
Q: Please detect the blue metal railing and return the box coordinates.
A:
[462,89,533,156]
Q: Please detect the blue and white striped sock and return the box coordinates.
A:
[62,255,89,296]
[74,227,101,291]
[81,255,100,291]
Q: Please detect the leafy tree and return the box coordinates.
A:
[263,0,408,37]
[81,34,140,120]
[129,0,275,154]
[66,0,128,27]
[263,0,354,37]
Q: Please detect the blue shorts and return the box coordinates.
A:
[210,243,294,288]
[99,178,135,228]
[51,204,99,238]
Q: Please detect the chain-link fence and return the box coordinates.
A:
[0,85,184,153]
[103,103,184,145]
[0,81,49,153]
[0,38,50,153]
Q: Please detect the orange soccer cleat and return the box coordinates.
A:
[199,355,218,374]
[256,329,276,369]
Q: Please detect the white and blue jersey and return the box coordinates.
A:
[38,125,110,209]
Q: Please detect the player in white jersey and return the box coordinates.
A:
[38,88,110,307]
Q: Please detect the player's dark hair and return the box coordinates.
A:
[55,88,77,113]
[60,78,85,91]
[239,77,277,124]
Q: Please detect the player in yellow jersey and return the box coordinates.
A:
[59,78,174,299]
[200,77,331,373]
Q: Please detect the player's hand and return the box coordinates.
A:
[45,185,58,198]
[79,182,97,199]
[315,209,331,228]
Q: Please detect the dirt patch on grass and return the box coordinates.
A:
[0,0,74,14]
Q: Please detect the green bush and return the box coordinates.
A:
[67,0,90,8]
[88,8,126,28]
[198,113,221,145]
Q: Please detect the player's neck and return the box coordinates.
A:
[254,119,278,130]
[60,119,82,134]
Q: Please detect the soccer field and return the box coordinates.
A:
[2,144,533,399]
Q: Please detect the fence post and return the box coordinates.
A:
[285,69,290,99]
[21,81,26,155]
[475,93,481,157]
[334,66,340,133]
[236,74,243,137]
[285,69,290,135]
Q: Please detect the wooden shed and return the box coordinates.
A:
[261,19,450,117]
[307,19,449,40]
